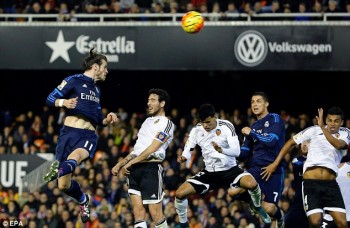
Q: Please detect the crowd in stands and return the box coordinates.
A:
[1,105,347,227]
[1,0,350,22]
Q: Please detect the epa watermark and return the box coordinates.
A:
[1,220,24,227]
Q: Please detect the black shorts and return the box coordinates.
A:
[55,126,97,161]
[302,179,346,216]
[127,162,164,204]
[186,166,250,194]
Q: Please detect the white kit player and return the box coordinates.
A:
[263,107,350,228]
[323,160,350,227]
[174,104,271,228]
[111,88,174,228]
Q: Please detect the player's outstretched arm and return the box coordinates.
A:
[261,138,296,181]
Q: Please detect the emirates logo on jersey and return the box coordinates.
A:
[216,129,221,136]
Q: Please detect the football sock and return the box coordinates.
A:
[64,180,85,203]
[58,159,78,177]
[155,218,167,228]
[175,198,188,223]
[134,220,147,228]
[273,206,283,221]
[248,185,262,207]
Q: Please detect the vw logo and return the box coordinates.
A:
[234,30,268,67]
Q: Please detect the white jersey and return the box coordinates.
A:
[293,126,350,175]
[182,119,240,172]
[337,162,350,221]
[131,116,174,161]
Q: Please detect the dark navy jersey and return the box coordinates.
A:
[241,113,286,170]
[291,155,306,202]
[285,155,309,228]
[46,74,104,127]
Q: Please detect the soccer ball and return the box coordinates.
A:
[181,11,204,34]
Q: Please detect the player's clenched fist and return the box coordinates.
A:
[111,163,123,175]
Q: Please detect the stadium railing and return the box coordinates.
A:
[0,12,349,23]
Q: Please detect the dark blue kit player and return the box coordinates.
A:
[44,48,119,223]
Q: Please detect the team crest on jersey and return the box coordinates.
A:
[216,129,221,136]
[264,121,269,127]
[335,133,340,138]
[156,132,168,142]
[347,172,350,178]
[154,119,160,124]
[57,80,67,90]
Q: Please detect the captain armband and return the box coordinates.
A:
[156,132,169,143]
